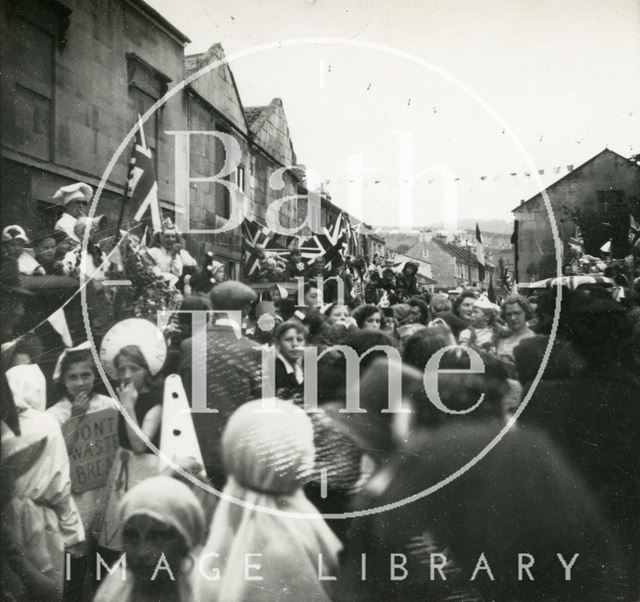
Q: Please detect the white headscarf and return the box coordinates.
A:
[195,400,342,602]
[5,364,47,412]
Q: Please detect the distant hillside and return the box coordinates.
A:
[377,219,513,236]
[384,232,419,254]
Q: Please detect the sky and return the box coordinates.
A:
[148,0,640,227]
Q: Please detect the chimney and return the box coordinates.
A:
[419,229,433,243]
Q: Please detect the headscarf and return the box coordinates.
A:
[5,364,46,412]
[195,400,342,602]
[95,476,205,602]
[120,476,205,550]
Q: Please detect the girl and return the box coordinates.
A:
[95,344,164,557]
[47,345,118,600]
[195,400,341,602]
[94,476,205,602]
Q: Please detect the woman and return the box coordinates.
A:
[147,219,198,281]
[94,476,205,602]
[2,363,85,601]
[496,294,535,361]
[451,289,478,324]
[95,344,164,556]
[274,320,307,399]
[195,400,342,602]
[352,303,383,330]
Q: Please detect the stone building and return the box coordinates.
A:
[1,0,380,277]
[512,148,640,280]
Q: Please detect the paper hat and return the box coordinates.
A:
[52,182,93,205]
[100,318,167,379]
[2,225,29,243]
[52,341,91,381]
[473,296,500,313]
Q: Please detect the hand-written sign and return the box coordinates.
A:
[62,408,119,494]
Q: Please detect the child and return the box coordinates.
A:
[458,296,504,353]
[95,343,164,557]
[47,345,118,601]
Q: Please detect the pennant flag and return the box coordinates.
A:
[47,307,72,347]
[128,116,162,232]
[600,239,612,254]
[159,375,206,478]
[566,164,574,172]
[538,169,545,175]
[568,225,584,257]
[554,166,562,174]
[475,222,485,282]
[629,215,640,248]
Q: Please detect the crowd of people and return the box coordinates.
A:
[2,181,640,601]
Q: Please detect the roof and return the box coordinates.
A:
[512,148,640,213]
[427,238,493,269]
[128,0,191,44]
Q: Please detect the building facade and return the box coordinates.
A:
[512,149,640,280]
[1,0,380,278]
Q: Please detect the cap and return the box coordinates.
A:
[210,281,257,311]
[52,182,93,206]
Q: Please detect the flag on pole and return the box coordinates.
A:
[511,220,519,283]
[629,215,640,248]
[129,116,162,232]
[475,222,485,282]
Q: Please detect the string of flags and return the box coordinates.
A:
[324,164,577,187]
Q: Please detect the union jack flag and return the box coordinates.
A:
[241,212,351,278]
[128,116,162,232]
[298,213,350,268]
[241,219,297,278]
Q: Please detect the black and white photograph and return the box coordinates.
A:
[1,0,639,600]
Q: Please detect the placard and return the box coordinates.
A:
[62,408,119,495]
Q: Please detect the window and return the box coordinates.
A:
[127,54,170,173]
[6,15,55,159]
[597,190,625,213]
[422,248,429,259]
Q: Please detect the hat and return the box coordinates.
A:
[473,296,500,313]
[210,281,257,311]
[52,182,93,206]
[100,318,167,379]
[1,225,29,244]
[160,217,178,233]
